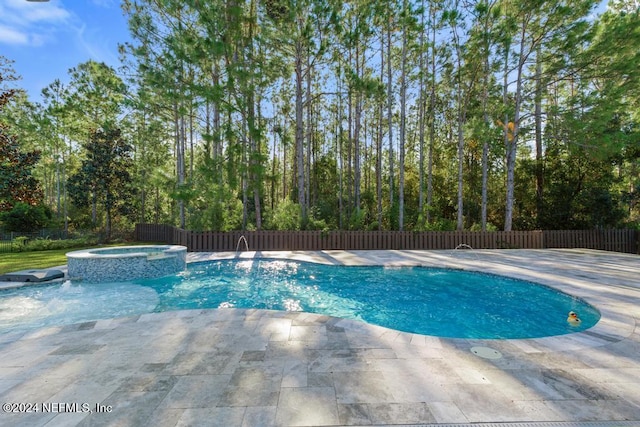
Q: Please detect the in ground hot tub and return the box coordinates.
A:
[66,245,187,283]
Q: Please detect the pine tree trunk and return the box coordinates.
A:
[427,4,436,224]
[179,113,186,229]
[505,29,527,232]
[305,50,312,214]
[247,0,262,230]
[535,48,544,226]
[399,4,407,231]
[452,17,464,231]
[387,22,394,216]
[295,39,306,224]
[337,77,344,229]
[502,40,511,231]
[63,137,69,234]
[418,8,426,226]
[376,36,384,229]
[105,207,112,241]
[456,117,464,231]
[354,44,362,212]
[481,38,490,231]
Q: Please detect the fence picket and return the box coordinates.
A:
[132,224,639,254]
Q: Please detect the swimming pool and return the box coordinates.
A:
[0,259,600,339]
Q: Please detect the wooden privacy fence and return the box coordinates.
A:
[135,224,639,254]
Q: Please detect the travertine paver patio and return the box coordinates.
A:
[0,249,638,427]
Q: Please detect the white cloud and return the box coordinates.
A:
[0,24,28,45]
[74,23,104,60]
[0,0,71,46]
[91,0,116,8]
[1,0,71,24]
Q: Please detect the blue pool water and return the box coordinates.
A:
[0,259,600,339]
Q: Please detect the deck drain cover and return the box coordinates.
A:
[470,346,502,359]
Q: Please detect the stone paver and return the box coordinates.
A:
[0,249,638,426]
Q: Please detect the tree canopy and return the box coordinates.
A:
[1,0,639,235]
[0,58,43,212]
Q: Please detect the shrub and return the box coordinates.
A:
[23,238,55,251]
[223,198,245,231]
[10,236,29,252]
[470,222,498,231]
[0,203,51,231]
[420,218,457,231]
[348,207,368,230]
[270,198,301,230]
[9,235,99,252]
[306,213,330,231]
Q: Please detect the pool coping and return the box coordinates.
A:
[65,245,186,259]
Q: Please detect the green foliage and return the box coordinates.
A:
[470,222,498,231]
[221,198,245,231]
[10,236,28,250]
[0,59,43,211]
[188,191,245,232]
[0,202,51,232]
[348,207,368,230]
[305,210,330,231]
[0,137,43,211]
[67,127,136,236]
[6,235,98,253]
[269,198,301,230]
[311,155,340,228]
[30,236,97,252]
[525,146,627,229]
[66,60,126,132]
[385,200,400,231]
[573,188,626,229]
[3,3,639,235]
[187,153,246,231]
[263,0,290,23]
[420,218,458,231]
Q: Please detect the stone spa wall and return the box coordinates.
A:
[66,245,187,283]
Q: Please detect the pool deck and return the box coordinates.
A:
[0,249,639,427]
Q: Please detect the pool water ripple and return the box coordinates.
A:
[0,259,600,339]
[151,259,600,339]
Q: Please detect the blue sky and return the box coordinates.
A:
[0,0,131,102]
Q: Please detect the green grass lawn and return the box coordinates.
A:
[0,243,154,275]
[0,248,71,275]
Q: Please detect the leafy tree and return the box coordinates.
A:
[66,60,126,132]
[0,131,43,211]
[67,127,135,240]
[63,60,128,227]
[0,56,43,212]
[269,198,302,230]
[498,0,598,230]
[41,79,75,232]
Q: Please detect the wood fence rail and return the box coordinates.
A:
[135,224,639,254]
